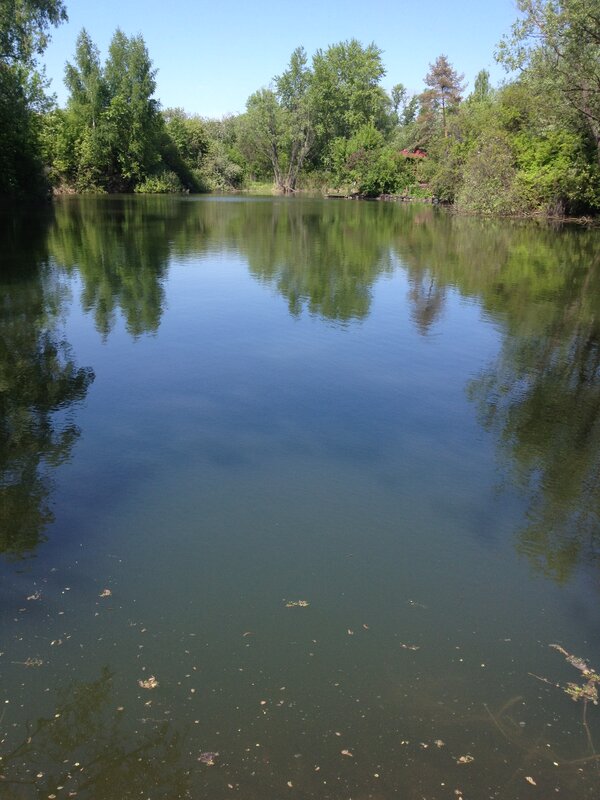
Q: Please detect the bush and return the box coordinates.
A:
[134,170,184,194]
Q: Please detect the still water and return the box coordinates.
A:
[1,195,599,799]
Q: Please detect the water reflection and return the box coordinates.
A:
[1,668,191,799]
[48,196,185,337]
[4,196,600,581]
[0,210,94,558]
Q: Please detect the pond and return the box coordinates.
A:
[1,195,599,799]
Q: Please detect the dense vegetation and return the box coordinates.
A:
[2,0,600,215]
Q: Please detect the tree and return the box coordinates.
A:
[391,82,407,115]
[470,69,492,103]
[0,0,67,198]
[103,29,161,189]
[53,28,168,192]
[0,0,66,64]
[240,46,315,192]
[498,0,600,165]
[65,28,107,130]
[424,54,464,137]
[310,39,392,163]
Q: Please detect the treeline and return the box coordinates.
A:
[2,0,600,216]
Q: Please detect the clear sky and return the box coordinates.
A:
[42,0,519,118]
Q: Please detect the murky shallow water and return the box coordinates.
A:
[1,196,600,798]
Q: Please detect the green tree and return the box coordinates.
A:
[274,46,314,191]
[498,0,600,165]
[239,46,314,192]
[310,39,392,165]
[0,0,66,198]
[0,0,66,63]
[240,87,285,186]
[103,29,161,189]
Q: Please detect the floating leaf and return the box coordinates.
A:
[138,675,159,689]
[198,751,218,765]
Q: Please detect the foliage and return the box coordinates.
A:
[330,123,417,196]
[134,169,184,194]
[0,0,66,63]
[497,0,600,165]
[310,39,392,159]
[0,0,66,198]
[46,28,205,193]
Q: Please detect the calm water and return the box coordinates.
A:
[1,195,599,799]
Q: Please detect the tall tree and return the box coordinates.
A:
[424,54,464,137]
[240,47,314,192]
[498,0,600,165]
[103,29,161,189]
[0,0,67,198]
[274,46,314,191]
[0,0,66,64]
[310,39,392,162]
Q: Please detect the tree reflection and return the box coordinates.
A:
[49,196,189,337]
[240,200,396,320]
[0,668,191,799]
[0,210,94,558]
[445,223,600,584]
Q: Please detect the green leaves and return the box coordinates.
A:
[52,28,164,192]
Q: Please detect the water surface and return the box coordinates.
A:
[1,196,599,799]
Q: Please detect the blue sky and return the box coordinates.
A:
[42,0,519,118]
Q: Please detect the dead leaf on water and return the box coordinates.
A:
[341,749,354,757]
[457,754,474,764]
[198,751,218,765]
[99,589,112,598]
[138,675,159,689]
[525,776,537,785]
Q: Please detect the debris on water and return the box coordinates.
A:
[341,749,354,757]
[285,600,309,607]
[26,591,41,601]
[408,599,427,609]
[457,754,474,764]
[138,675,159,689]
[525,776,537,785]
[347,629,354,635]
[549,644,599,705]
[400,643,420,651]
[433,739,445,748]
[99,589,112,598]
[198,752,218,765]
[12,657,43,668]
